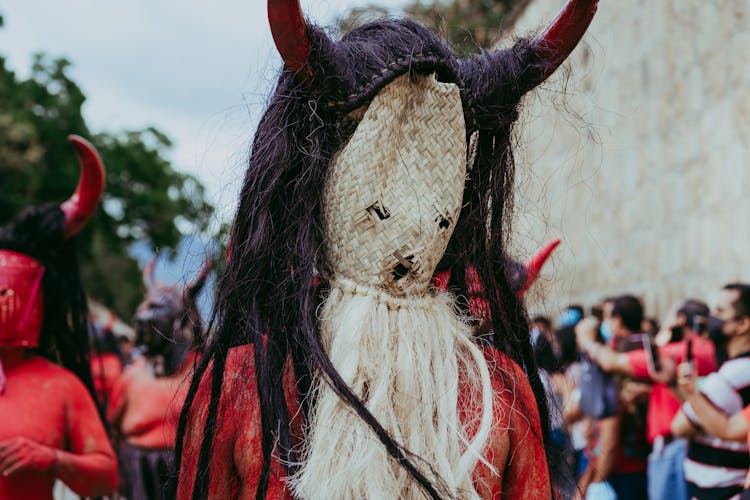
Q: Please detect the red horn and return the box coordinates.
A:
[268,0,312,80]
[61,135,106,238]
[526,0,599,90]
[518,238,562,297]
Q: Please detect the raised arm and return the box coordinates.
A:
[677,361,749,441]
[671,408,698,438]
[686,394,749,441]
[575,318,633,374]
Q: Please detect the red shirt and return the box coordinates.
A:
[626,336,717,443]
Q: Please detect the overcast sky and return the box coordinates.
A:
[0,0,406,227]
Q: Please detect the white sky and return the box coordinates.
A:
[0,0,406,228]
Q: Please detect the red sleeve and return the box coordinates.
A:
[626,349,650,380]
[177,356,239,499]
[178,345,282,499]
[476,349,551,499]
[501,361,552,499]
[627,342,687,381]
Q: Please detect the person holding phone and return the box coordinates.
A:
[672,284,750,499]
[575,295,651,499]
[577,298,715,500]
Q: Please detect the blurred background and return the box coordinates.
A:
[1,0,748,322]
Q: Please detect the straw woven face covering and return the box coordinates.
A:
[322,73,466,296]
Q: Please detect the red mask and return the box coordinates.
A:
[0,250,45,348]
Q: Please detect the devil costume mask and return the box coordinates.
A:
[176,1,598,498]
[0,136,105,393]
[134,256,211,377]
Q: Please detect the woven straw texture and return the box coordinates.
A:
[322,73,466,296]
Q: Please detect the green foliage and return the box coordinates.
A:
[339,0,529,55]
[0,51,215,317]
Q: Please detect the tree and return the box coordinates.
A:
[0,50,215,317]
[340,0,531,54]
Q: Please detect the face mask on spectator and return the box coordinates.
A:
[707,316,726,343]
[600,320,613,343]
[670,325,684,343]
[558,308,582,328]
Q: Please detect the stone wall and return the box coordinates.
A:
[504,0,750,320]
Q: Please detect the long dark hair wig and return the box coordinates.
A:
[174,17,580,499]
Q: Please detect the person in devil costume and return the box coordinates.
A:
[174,1,599,498]
[108,256,211,500]
[0,135,118,499]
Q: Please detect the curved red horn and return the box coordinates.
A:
[61,135,106,238]
[526,0,599,90]
[518,238,562,297]
[268,0,312,80]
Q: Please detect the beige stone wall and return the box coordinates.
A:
[504,0,750,320]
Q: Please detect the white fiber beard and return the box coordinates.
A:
[287,279,495,500]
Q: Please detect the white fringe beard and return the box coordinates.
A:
[287,278,496,499]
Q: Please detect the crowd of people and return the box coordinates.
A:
[535,287,750,499]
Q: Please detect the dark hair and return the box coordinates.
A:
[534,333,559,373]
[677,299,709,330]
[555,325,578,369]
[532,315,552,329]
[642,317,659,335]
[590,305,603,320]
[566,304,584,317]
[723,284,750,318]
[612,295,644,333]
[174,18,562,499]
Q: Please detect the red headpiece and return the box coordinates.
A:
[0,251,45,347]
[0,135,105,348]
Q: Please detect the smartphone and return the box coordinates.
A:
[693,316,707,336]
[686,336,694,363]
[642,335,661,373]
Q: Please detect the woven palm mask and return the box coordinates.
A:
[322,73,466,296]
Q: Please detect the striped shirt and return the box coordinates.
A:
[683,352,750,499]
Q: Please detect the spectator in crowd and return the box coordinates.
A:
[559,304,585,328]
[577,295,651,499]
[677,369,750,497]
[642,317,660,337]
[672,284,750,499]
[531,315,555,351]
[577,297,714,500]
[553,324,591,489]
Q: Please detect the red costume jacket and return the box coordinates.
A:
[177,344,550,499]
